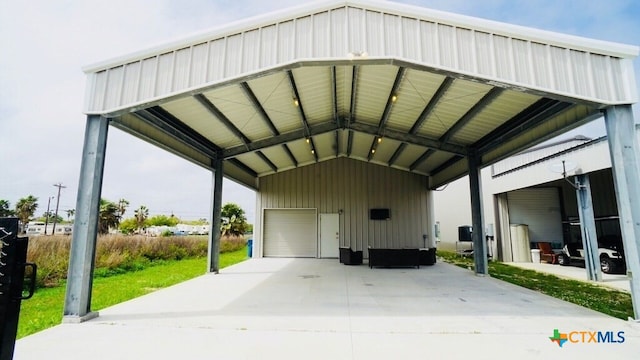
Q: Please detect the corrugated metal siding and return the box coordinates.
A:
[507,188,563,243]
[560,169,619,221]
[480,104,599,174]
[113,113,210,166]
[254,157,429,257]
[292,67,334,124]
[387,70,445,132]
[84,3,637,115]
[492,137,592,176]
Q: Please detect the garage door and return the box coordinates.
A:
[263,209,317,257]
[507,188,563,243]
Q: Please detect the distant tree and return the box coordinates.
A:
[0,199,15,217]
[182,218,208,225]
[117,199,129,223]
[134,205,149,233]
[147,214,179,227]
[98,199,119,234]
[220,203,248,236]
[118,217,138,235]
[66,209,75,222]
[221,203,246,221]
[15,195,38,231]
[38,211,63,224]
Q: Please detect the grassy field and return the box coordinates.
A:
[18,247,248,338]
[25,234,247,287]
[438,251,634,320]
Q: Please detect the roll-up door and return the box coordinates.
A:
[507,188,563,243]
[263,209,317,257]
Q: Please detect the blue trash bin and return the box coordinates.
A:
[247,238,253,257]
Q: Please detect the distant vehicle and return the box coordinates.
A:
[25,222,72,236]
[557,236,626,274]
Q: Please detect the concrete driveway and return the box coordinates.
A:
[15,258,640,359]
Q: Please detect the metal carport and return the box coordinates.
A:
[65,0,640,321]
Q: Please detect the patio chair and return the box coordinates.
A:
[339,247,363,265]
[537,242,558,264]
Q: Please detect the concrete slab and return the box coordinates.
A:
[15,258,640,359]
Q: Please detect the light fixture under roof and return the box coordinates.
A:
[347,51,368,59]
[293,98,299,106]
[391,94,398,103]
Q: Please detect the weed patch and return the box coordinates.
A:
[26,234,248,287]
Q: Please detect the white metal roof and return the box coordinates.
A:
[82,0,639,189]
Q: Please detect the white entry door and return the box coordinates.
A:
[320,213,340,258]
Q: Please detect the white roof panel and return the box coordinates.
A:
[81,0,638,189]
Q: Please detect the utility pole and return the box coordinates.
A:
[52,183,66,235]
[44,196,54,235]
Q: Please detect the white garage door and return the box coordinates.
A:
[507,188,563,243]
[263,209,317,257]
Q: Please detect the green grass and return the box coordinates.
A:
[18,247,248,338]
[438,251,634,320]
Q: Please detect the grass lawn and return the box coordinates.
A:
[438,251,634,320]
[18,247,248,339]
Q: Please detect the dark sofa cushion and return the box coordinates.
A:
[368,248,420,268]
[339,247,363,265]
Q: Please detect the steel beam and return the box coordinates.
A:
[208,157,224,274]
[133,110,219,160]
[575,174,602,282]
[440,87,503,144]
[604,105,640,320]
[349,122,466,155]
[256,151,278,173]
[194,94,251,145]
[63,115,108,322]
[368,67,405,160]
[223,122,338,158]
[468,149,488,275]
[389,77,453,166]
[240,82,280,135]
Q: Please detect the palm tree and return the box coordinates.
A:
[98,199,119,234]
[134,205,149,234]
[117,199,129,223]
[15,195,38,232]
[220,203,248,236]
[0,199,15,217]
[66,209,75,222]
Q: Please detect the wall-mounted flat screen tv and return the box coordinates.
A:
[370,208,390,220]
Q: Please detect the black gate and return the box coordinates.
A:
[1,217,37,360]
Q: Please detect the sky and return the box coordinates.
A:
[1,0,639,225]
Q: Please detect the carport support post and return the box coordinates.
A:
[604,105,640,320]
[63,115,108,322]
[469,149,488,275]
[207,157,224,273]
[575,174,601,282]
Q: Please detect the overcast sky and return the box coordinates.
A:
[1,0,639,224]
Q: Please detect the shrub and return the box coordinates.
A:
[220,235,247,253]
